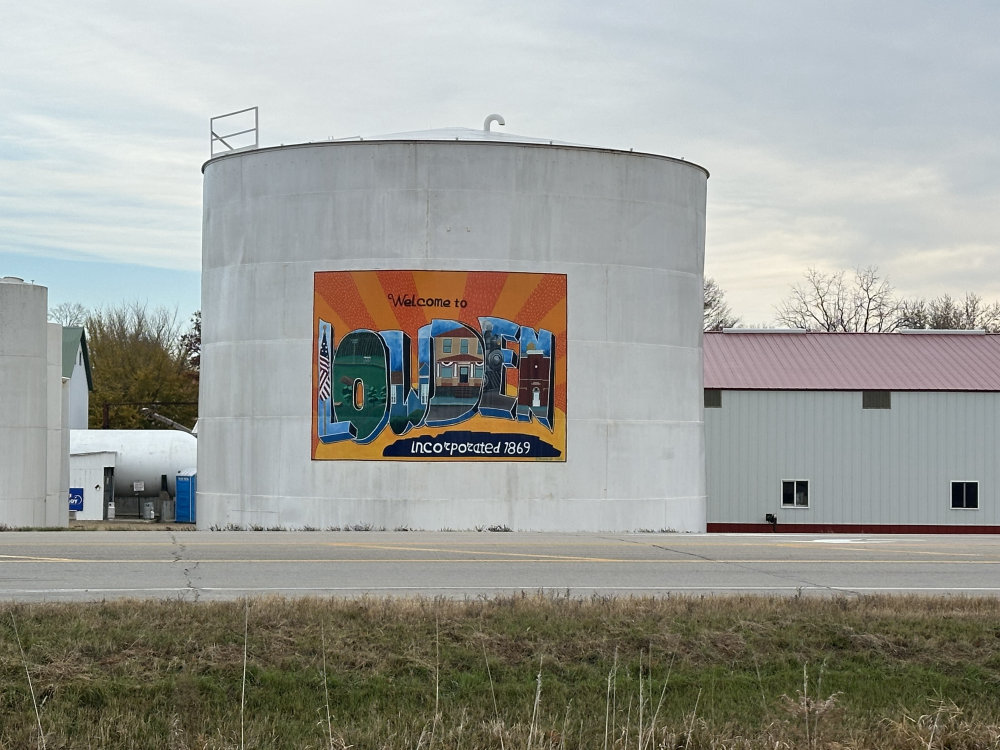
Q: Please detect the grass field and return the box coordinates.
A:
[2,594,999,749]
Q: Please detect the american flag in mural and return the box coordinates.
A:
[318,331,331,401]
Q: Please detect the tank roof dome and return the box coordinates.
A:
[332,126,588,148]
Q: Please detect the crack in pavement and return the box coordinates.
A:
[170,533,201,601]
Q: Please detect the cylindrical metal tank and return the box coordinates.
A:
[70,430,197,497]
[0,277,49,526]
[200,127,708,531]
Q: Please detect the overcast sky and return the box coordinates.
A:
[3,1,999,325]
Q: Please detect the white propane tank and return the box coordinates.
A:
[70,430,197,497]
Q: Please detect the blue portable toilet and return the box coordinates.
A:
[175,469,197,523]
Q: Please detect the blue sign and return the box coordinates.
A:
[69,488,84,512]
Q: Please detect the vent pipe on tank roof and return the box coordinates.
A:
[483,114,505,132]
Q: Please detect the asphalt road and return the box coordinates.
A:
[1,531,999,602]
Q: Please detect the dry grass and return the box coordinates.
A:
[1,594,999,748]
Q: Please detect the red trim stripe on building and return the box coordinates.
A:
[707,523,1000,534]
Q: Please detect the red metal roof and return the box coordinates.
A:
[703,331,1000,391]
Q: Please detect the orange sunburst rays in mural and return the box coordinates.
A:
[313,270,566,461]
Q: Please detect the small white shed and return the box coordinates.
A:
[69,451,116,521]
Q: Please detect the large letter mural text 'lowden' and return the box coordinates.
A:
[313,270,567,461]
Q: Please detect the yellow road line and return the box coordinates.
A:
[323,542,613,561]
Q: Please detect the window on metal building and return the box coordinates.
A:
[781,480,809,508]
[951,481,979,510]
[862,390,891,409]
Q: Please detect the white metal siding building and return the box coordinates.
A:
[62,327,93,431]
[704,330,1000,533]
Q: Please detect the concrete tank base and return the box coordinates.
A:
[200,137,708,532]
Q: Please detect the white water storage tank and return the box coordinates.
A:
[0,277,49,526]
[200,124,708,531]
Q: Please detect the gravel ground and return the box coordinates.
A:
[68,519,196,531]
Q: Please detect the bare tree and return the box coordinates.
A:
[957,293,1000,332]
[774,266,902,332]
[896,298,929,330]
[48,302,88,326]
[704,277,740,331]
[898,292,1000,332]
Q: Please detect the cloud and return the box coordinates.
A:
[3,1,1000,322]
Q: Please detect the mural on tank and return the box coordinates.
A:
[313,270,567,461]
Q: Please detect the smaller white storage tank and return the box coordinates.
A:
[0,277,49,526]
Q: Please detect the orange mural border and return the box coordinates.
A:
[313,270,567,461]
